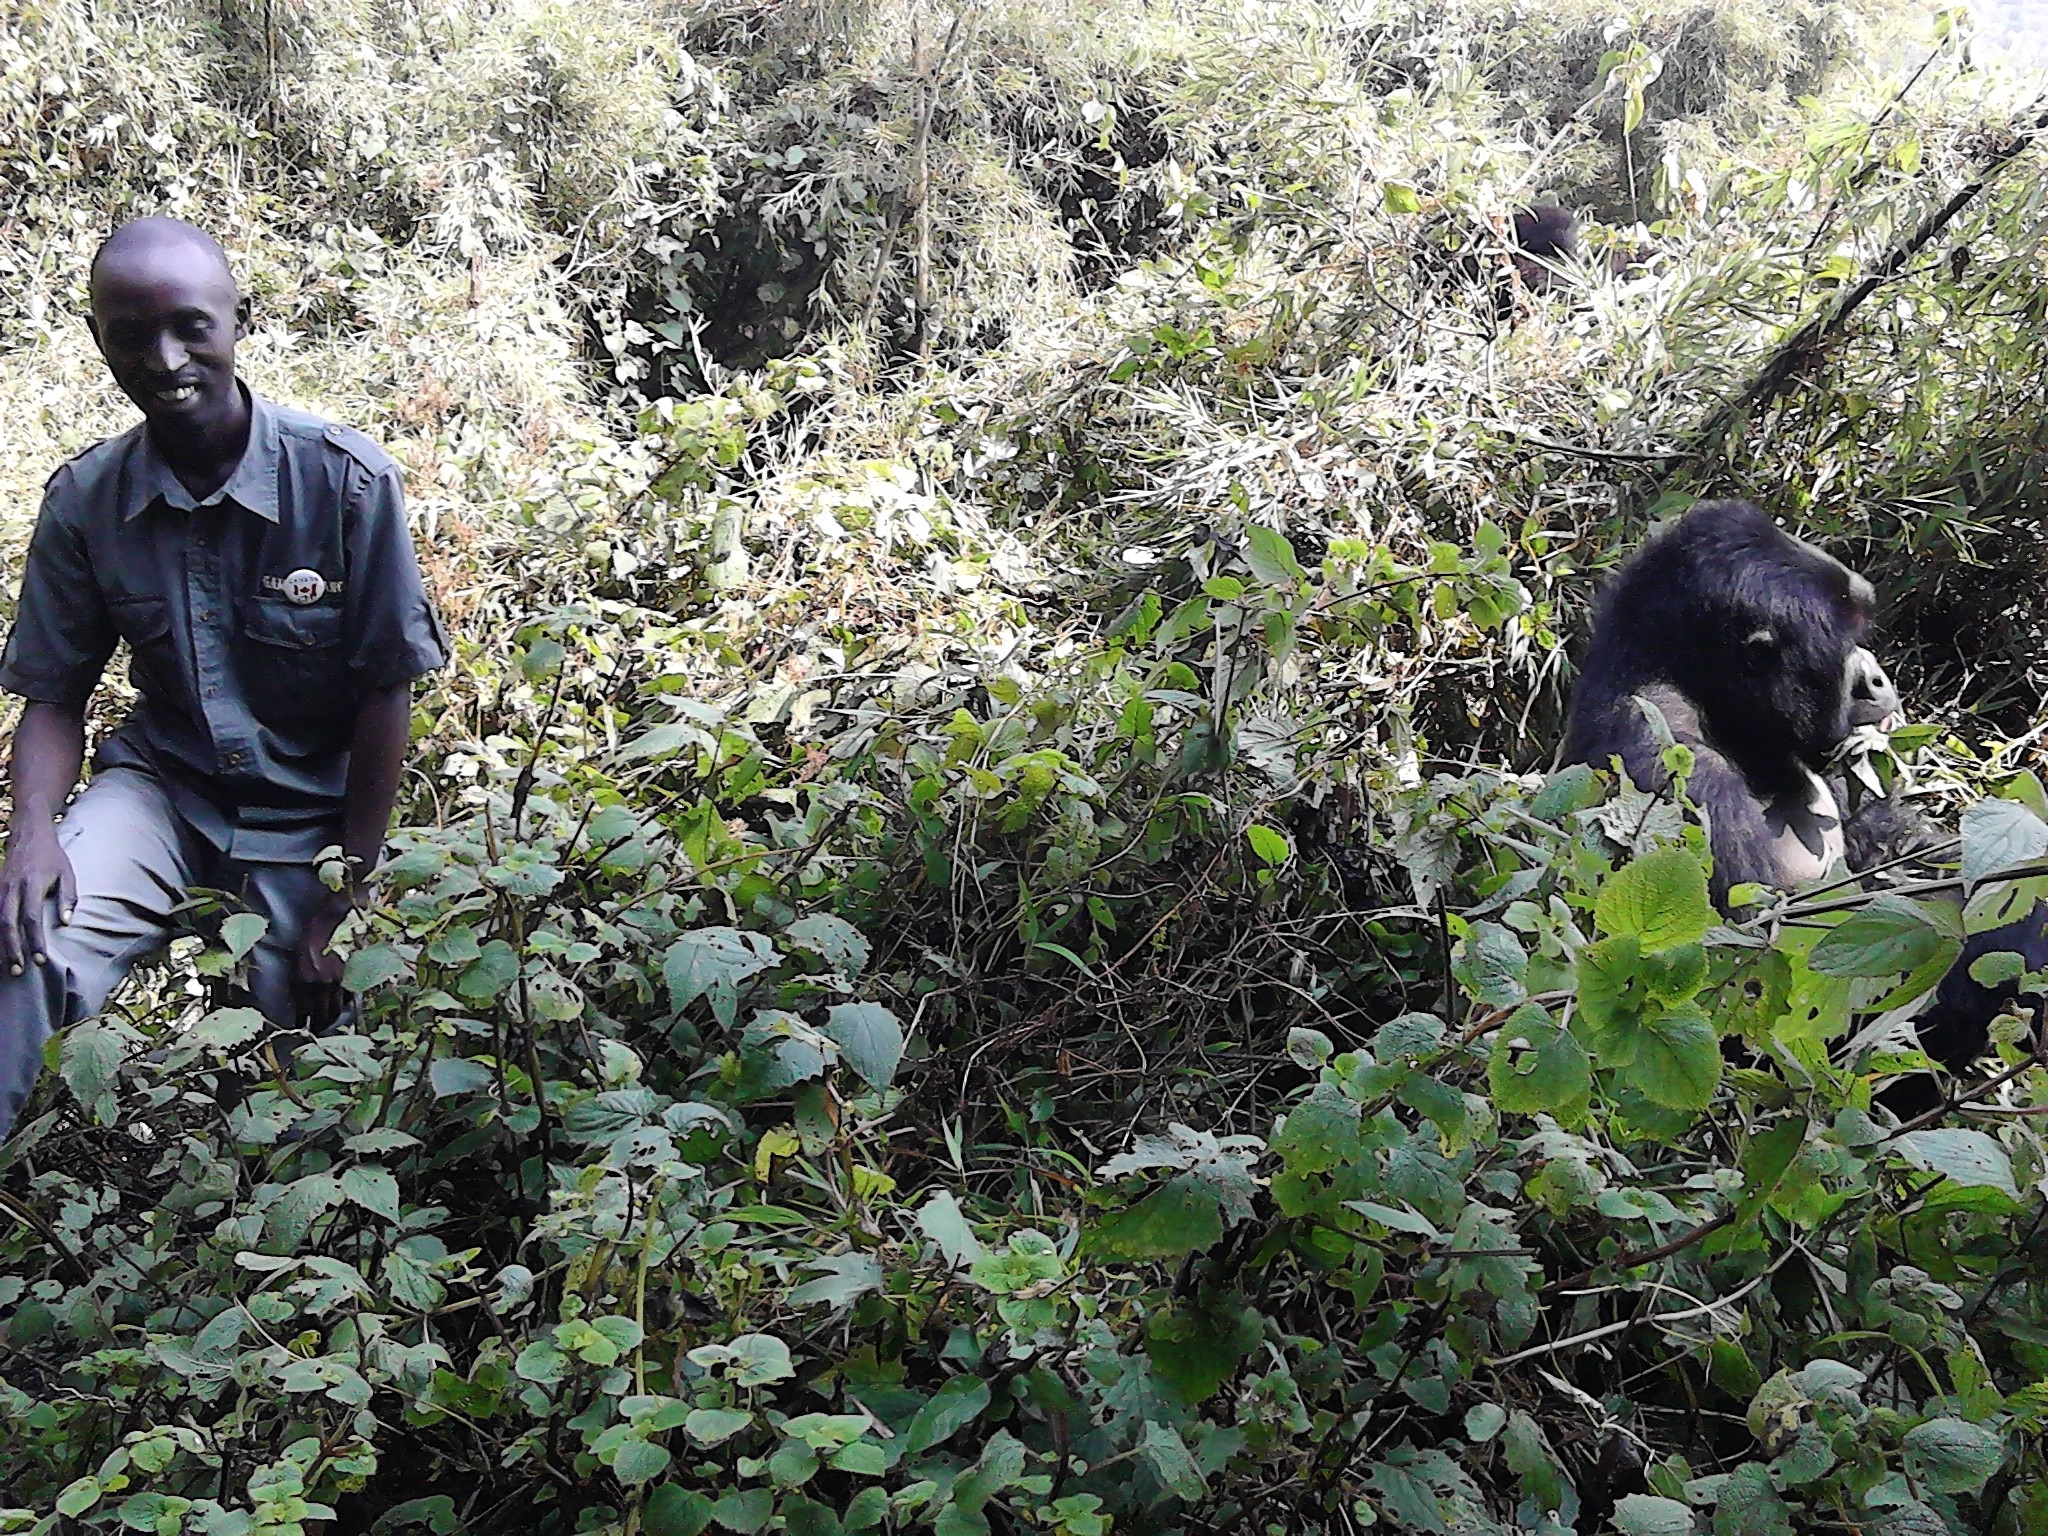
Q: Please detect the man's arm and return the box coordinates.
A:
[0,701,87,974]
[294,684,411,993]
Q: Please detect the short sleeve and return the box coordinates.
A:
[0,480,115,706]
[341,465,450,691]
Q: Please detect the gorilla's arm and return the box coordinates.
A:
[1837,788,1947,874]
[1615,684,1786,904]
[1879,900,2048,1116]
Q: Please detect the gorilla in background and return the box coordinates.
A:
[1561,499,2048,1112]
[1507,206,1584,298]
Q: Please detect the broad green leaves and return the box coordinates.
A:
[1596,848,1715,952]
[1488,1004,1591,1122]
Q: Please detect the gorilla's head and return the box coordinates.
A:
[1588,500,1885,774]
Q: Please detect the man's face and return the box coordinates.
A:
[88,242,248,441]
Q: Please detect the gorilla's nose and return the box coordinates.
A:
[1847,646,1900,726]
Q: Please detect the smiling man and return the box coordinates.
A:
[0,217,448,1141]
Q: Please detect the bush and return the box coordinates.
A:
[8,2,2048,1533]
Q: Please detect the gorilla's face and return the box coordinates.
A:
[1844,647,1901,729]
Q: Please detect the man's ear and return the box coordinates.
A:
[234,294,252,341]
[85,310,103,352]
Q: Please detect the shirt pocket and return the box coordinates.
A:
[240,600,348,729]
[106,594,171,646]
[107,594,174,692]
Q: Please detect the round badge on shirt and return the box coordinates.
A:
[282,569,327,605]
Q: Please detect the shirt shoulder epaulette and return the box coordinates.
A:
[271,402,399,478]
[41,425,139,503]
[321,422,398,476]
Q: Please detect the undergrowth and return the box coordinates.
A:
[4,1,2048,1533]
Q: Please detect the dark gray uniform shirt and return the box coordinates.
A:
[0,388,449,861]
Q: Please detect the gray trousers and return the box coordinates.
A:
[0,765,332,1142]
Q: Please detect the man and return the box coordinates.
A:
[0,217,448,1142]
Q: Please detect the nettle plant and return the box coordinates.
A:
[3,564,2048,1536]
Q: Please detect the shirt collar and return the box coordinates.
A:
[120,384,282,524]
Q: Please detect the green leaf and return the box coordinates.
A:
[728,1333,794,1386]
[1596,848,1714,951]
[1902,1417,2005,1494]
[612,1439,672,1485]
[1246,823,1291,866]
[222,911,268,962]
[61,1021,122,1123]
[788,1253,884,1308]
[1488,1003,1591,1121]
[1892,1130,2018,1199]
[428,1057,495,1098]
[1244,524,1306,587]
[822,1002,906,1089]
[1962,798,2048,890]
[917,1191,986,1269]
[1732,1118,1808,1228]
[457,940,520,1002]
[1628,1004,1722,1112]
[1138,1421,1206,1500]
[664,927,777,1027]
[684,1408,753,1447]
[1089,1175,1224,1260]
[1809,895,1956,977]
[343,943,409,991]
[783,913,871,976]
[1457,922,1527,1008]
[1465,1403,1507,1441]
[906,1376,991,1455]
[646,1489,716,1536]
[1611,1494,1695,1535]
[1712,1463,1792,1536]
[1382,180,1423,214]
[520,636,566,681]
[711,1490,773,1534]
[56,1478,103,1518]
[340,1165,402,1223]
[192,1006,268,1053]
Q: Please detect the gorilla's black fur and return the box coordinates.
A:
[1509,206,1583,297]
[1561,500,1906,905]
[1562,499,2048,1110]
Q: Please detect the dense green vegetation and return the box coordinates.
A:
[5,1,2048,1531]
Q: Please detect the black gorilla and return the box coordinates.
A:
[1561,500,1913,904]
[1562,499,2048,1110]
[1507,206,1583,298]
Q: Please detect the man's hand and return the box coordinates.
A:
[291,884,361,1031]
[0,822,74,976]
[0,701,88,978]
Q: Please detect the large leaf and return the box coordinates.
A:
[822,1001,906,1089]
[1809,895,1957,978]
[1596,848,1715,951]
[1902,1417,2006,1493]
[1487,1004,1592,1122]
[783,913,872,977]
[1891,1129,2018,1199]
[1628,1004,1722,1112]
[663,928,777,1027]
[1611,1494,1695,1535]
[905,1376,991,1455]
[1139,1421,1207,1500]
[1088,1175,1225,1260]
[1962,798,2048,891]
[788,1253,884,1309]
